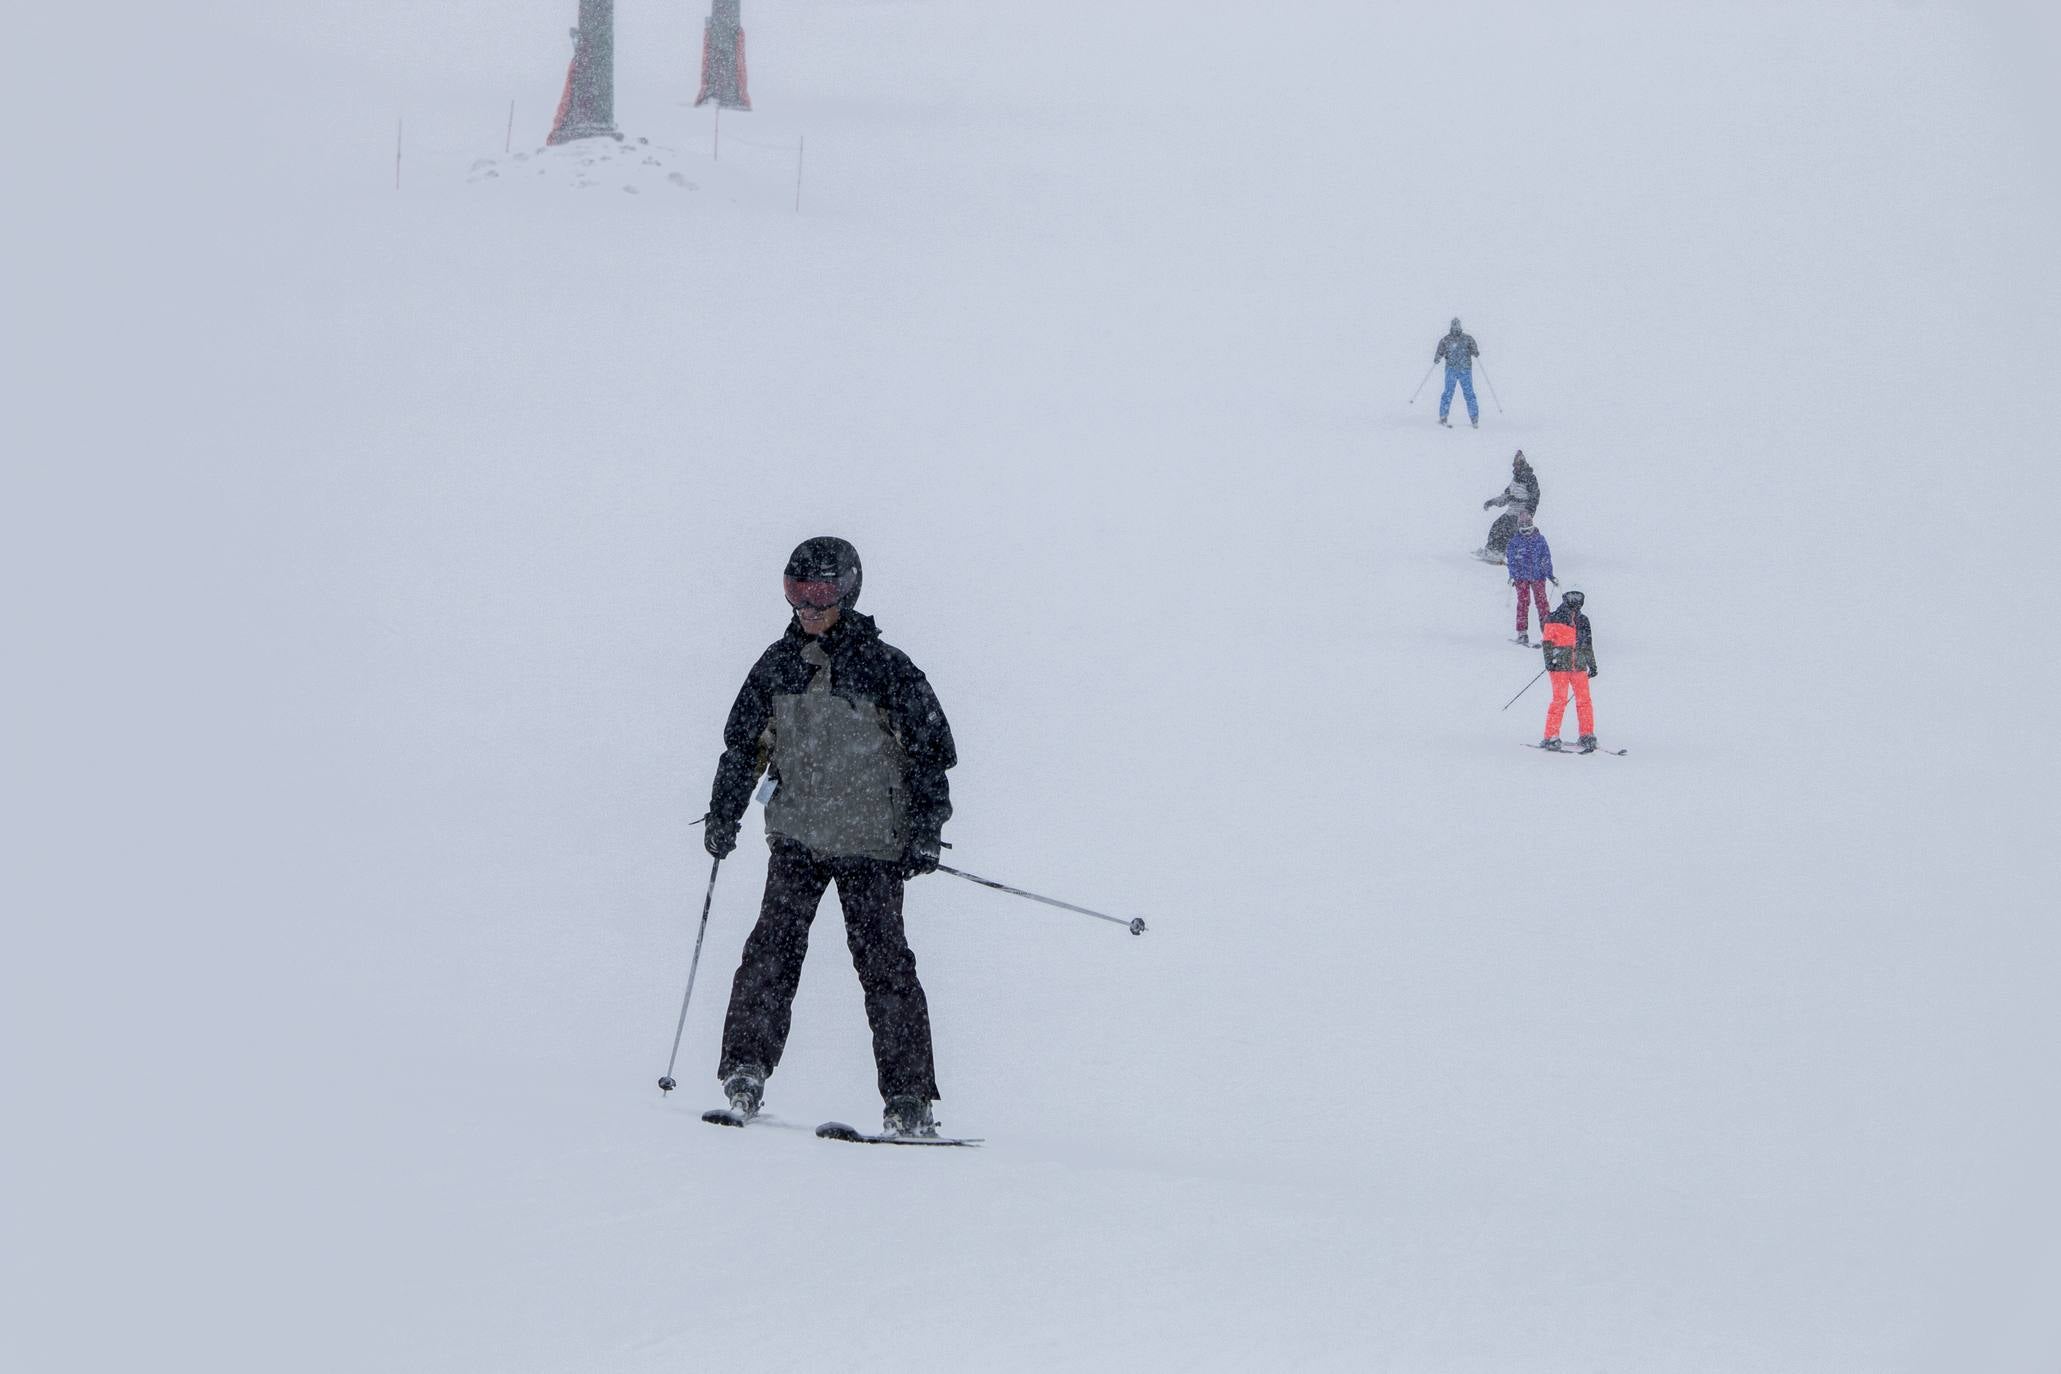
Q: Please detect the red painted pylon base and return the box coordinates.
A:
[694,24,752,110]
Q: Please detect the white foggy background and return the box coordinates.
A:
[9,2,2059,1370]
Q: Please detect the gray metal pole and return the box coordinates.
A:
[1407,359,1437,403]
[1477,358,1505,414]
[656,856,723,1094]
[936,864,1148,936]
[1501,667,1548,711]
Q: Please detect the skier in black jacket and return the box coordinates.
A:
[1475,450,1540,563]
[702,537,957,1138]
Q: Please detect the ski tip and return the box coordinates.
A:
[815,1121,864,1141]
[702,1109,748,1128]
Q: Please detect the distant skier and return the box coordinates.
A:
[1475,449,1540,562]
[702,536,956,1139]
[1538,589,1600,753]
[1504,511,1556,645]
[1434,317,1481,428]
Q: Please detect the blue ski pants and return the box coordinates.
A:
[1440,366,1478,422]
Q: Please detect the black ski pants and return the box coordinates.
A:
[718,839,940,1102]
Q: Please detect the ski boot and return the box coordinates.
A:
[721,1065,766,1119]
[1438,415,1452,428]
[1577,735,1599,754]
[1512,633,1531,647]
[882,1095,938,1139]
[1470,418,1479,429]
[1540,738,1564,752]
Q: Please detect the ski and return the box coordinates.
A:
[1522,743,1628,757]
[815,1121,983,1148]
[701,1109,810,1132]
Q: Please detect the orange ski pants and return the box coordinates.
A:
[1544,670,1594,739]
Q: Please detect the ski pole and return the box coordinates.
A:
[1477,360,1505,414]
[1407,360,1437,404]
[657,852,723,1094]
[1501,667,1547,711]
[936,865,1148,936]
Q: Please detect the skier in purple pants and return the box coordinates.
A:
[1503,511,1556,644]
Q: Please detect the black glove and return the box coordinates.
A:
[1482,499,1494,510]
[898,833,941,880]
[1549,576,1559,586]
[1587,667,1599,680]
[703,814,739,860]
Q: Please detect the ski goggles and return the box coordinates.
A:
[783,575,846,610]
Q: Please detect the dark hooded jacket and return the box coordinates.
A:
[1485,460,1540,516]
[1541,602,1598,676]
[708,611,955,862]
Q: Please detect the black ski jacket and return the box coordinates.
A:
[1541,604,1598,676]
[708,611,956,855]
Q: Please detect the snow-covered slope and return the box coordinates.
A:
[16,3,2059,1371]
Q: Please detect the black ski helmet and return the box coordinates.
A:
[783,536,862,611]
[1561,588,1585,610]
[1450,316,1463,332]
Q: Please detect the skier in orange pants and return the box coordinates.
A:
[1538,589,1600,752]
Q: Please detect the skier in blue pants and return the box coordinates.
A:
[1434,317,1481,428]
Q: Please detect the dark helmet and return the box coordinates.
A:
[783,536,862,611]
[1561,588,1585,610]
[1450,316,1463,332]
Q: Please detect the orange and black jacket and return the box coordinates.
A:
[1540,606,1598,676]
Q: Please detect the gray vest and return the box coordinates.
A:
[762,640,909,860]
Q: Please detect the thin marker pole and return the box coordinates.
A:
[505,100,515,153]
[794,134,805,212]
